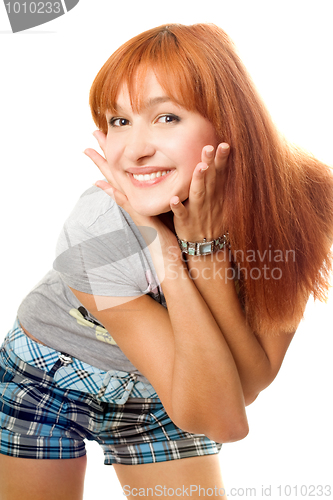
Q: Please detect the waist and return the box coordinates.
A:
[19,322,47,346]
[1,318,158,404]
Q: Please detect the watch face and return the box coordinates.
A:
[200,242,213,254]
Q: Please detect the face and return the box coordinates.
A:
[104,71,219,216]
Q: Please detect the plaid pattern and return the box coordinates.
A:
[0,320,222,465]
[7,319,157,402]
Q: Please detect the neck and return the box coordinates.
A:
[157,211,176,234]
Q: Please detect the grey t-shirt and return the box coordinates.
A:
[17,186,166,384]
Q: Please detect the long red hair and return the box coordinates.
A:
[89,23,333,336]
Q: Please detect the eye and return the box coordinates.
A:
[108,117,130,127]
[156,114,180,124]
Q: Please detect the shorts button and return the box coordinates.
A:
[59,353,73,365]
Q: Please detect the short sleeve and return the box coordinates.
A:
[53,186,153,298]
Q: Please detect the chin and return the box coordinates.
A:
[134,203,170,217]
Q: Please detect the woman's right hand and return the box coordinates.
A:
[84,131,152,228]
[84,131,180,269]
[85,131,174,234]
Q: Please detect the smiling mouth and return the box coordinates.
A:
[132,170,171,181]
[129,169,175,187]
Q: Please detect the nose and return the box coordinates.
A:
[124,126,156,163]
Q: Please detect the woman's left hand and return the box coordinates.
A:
[170,143,230,242]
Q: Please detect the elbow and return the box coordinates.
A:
[206,418,249,444]
[244,392,260,406]
[173,412,249,444]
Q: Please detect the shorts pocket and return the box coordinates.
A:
[0,363,14,384]
[0,345,16,382]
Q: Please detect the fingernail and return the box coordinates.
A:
[200,164,209,172]
[171,197,180,205]
[106,187,115,200]
[205,146,214,157]
[220,143,230,151]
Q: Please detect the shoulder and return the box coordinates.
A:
[53,186,154,296]
[55,185,140,254]
[63,185,127,231]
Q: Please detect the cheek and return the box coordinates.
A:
[176,140,203,174]
[166,134,203,166]
[175,126,217,164]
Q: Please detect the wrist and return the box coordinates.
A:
[184,247,234,284]
[185,246,231,265]
[177,232,230,256]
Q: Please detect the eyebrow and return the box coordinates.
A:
[115,96,172,113]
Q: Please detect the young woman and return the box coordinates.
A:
[1,23,332,500]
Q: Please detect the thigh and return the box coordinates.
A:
[114,455,228,499]
[0,453,87,500]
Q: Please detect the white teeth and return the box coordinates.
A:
[133,170,171,181]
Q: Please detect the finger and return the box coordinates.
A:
[201,145,217,198]
[92,130,107,154]
[170,196,187,219]
[94,179,114,193]
[215,143,230,173]
[188,161,208,207]
[95,180,130,210]
[84,148,112,182]
[84,148,107,170]
[201,145,215,166]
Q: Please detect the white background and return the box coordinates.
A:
[0,1,332,499]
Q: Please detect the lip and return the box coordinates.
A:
[128,169,175,188]
[126,166,174,175]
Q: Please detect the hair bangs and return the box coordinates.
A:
[90,24,219,134]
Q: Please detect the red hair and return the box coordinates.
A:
[89,23,333,336]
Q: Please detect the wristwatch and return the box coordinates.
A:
[177,233,230,256]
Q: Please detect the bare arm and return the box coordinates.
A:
[184,250,296,405]
[70,228,248,444]
[170,144,299,405]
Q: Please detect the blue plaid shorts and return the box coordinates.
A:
[0,319,222,465]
